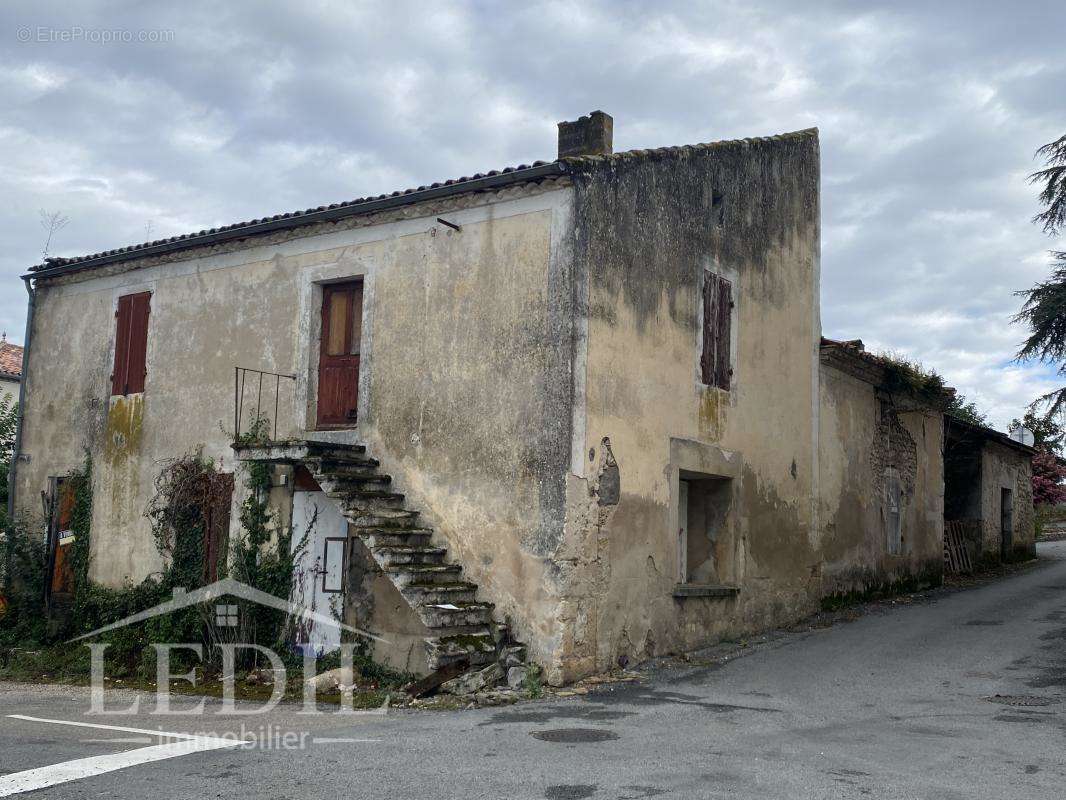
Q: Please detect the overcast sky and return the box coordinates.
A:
[1,1,1063,428]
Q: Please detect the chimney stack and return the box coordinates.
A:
[557,111,613,158]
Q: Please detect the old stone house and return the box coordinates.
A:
[11,112,996,684]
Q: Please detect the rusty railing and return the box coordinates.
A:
[234,366,297,442]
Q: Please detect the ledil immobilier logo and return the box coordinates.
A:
[69,578,389,716]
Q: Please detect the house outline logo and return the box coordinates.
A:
[68,577,386,644]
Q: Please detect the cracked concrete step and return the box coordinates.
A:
[386,564,463,587]
[316,474,393,494]
[360,528,434,549]
[424,624,498,639]
[420,601,495,629]
[345,509,422,528]
[338,491,407,512]
[402,581,479,605]
[300,441,367,458]
[314,461,385,478]
[426,632,497,670]
[308,456,381,473]
[375,546,448,567]
[233,440,370,465]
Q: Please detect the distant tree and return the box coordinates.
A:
[1016,134,1066,420]
[1010,409,1064,455]
[945,394,988,426]
[38,209,70,260]
[1032,135,1066,235]
[1032,449,1066,507]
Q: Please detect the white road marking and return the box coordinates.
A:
[78,737,155,744]
[0,715,244,797]
[310,737,381,743]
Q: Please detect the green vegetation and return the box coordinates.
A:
[523,662,544,699]
[876,352,954,409]
[0,449,408,699]
[1016,133,1066,420]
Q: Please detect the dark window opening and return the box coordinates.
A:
[678,474,733,584]
[111,291,151,396]
[701,272,732,390]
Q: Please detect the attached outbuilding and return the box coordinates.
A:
[944,418,1036,564]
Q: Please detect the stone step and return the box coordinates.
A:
[346,509,421,529]
[426,632,497,671]
[425,623,499,638]
[403,581,478,605]
[302,441,367,458]
[375,546,447,567]
[420,601,495,629]
[386,563,463,587]
[360,528,434,549]
[316,475,393,494]
[339,491,407,511]
[311,456,381,472]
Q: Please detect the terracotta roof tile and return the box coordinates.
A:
[0,340,23,378]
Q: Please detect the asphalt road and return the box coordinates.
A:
[2,541,1065,799]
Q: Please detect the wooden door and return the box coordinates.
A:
[317,281,363,427]
[48,479,77,600]
[1000,488,1013,559]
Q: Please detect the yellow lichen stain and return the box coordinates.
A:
[105,393,144,464]
[698,387,726,442]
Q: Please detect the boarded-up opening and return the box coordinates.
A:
[701,272,732,390]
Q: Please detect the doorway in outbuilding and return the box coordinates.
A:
[1000,487,1014,560]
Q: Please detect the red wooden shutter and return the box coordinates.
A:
[701,273,716,385]
[111,292,151,395]
[111,295,133,396]
[715,277,732,390]
[126,293,150,394]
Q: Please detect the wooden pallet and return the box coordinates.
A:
[944,520,974,574]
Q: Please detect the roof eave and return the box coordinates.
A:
[25,162,570,281]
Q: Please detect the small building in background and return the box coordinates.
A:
[0,335,23,404]
[944,417,1036,564]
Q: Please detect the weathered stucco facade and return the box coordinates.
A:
[818,345,945,596]
[14,114,1010,684]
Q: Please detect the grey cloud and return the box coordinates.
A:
[0,0,1063,428]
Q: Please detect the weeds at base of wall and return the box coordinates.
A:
[0,449,410,692]
[819,567,944,612]
[523,663,544,699]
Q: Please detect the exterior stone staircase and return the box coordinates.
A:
[232,439,505,673]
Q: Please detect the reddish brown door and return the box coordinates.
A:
[317,280,363,427]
